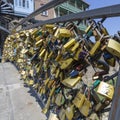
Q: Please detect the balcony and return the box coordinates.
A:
[58,2,83,13]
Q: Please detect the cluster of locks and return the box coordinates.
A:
[2,19,120,120]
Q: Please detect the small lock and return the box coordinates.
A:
[39,49,46,58]
[63,38,76,50]
[71,42,80,52]
[28,80,34,86]
[58,108,66,120]
[55,68,60,78]
[74,48,83,61]
[54,28,72,38]
[89,40,101,56]
[55,93,65,106]
[35,39,43,46]
[79,98,91,117]
[42,97,51,114]
[65,105,74,120]
[48,112,59,120]
[103,52,116,67]
[59,58,73,70]
[73,92,85,109]
[88,113,99,120]
[62,76,82,88]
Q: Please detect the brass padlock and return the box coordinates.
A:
[97,81,114,100]
[88,113,99,120]
[106,39,120,58]
[58,108,66,120]
[42,97,51,114]
[89,40,101,56]
[63,38,76,50]
[79,98,91,117]
[28,79,34,86]
[72,92,85,108]
[59,58,73,70]
[55,93,65,106]
[54,28,73,38]
[48,112,59,120]
[65,105,74,120]
[71,42,80,52]
[62,76,82,88]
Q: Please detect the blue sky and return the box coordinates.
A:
[85,0,120,35]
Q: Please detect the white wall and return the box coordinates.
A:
[14,0,34,15]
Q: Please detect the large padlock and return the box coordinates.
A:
[106,39,120,58]
[97,81,114,100]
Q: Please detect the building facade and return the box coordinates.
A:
[34,0,89,31]
[54,0,89,31]
[34,0,54,21]
[13,0,34,16]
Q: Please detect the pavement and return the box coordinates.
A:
[0,62,47,120]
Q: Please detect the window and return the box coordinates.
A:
[27,0,29,8]
[23,0,25,7]
[40,4,48,16]
[15,0,18,6]
[19,0,22,7]
[42,11,48,16]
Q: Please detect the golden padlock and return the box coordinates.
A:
[39,49,46,58]
[35,39,43,46]
[62,76,82,88]
[44,51,48,61]
[28,80,34,86]
[48,112,59,120]
[97,81,114,100]
[106,39,120,58]
[79,98,91,117]
[48,51,53,59]
[63,38,76,50]
[30,28,39,36]
[71,42,80,52]
[59,58,73,70]
[105,57,116,67]
[65,105,74,120]
[89,40,101,56]
[49,85,56,97]
[55,68,60,78]
[72,92,85,108]
[54,28,72,38]
[55,93,65,106]
[42,97,51,114]
[74,48,82,60]
[88,113,99,120]
[58,108,66,120]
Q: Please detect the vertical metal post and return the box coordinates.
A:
[57,6,60,17]
[108,67,120,120]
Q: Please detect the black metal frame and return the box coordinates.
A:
[22,4,120,30]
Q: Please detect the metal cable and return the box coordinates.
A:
[22,4,120,30]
